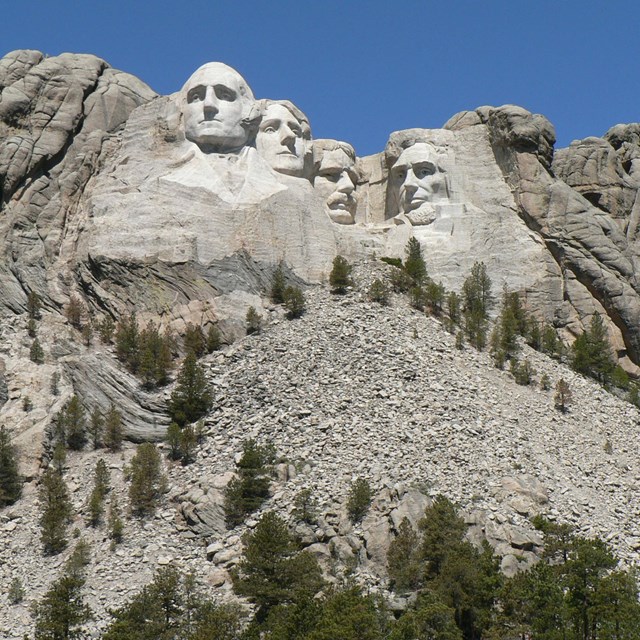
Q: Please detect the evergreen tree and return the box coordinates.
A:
[224,439,275,528]
[555,378,572,413]
[572,312,616,384]
[404,237,428,286]
[168,351,213,426]
[108,496,124,544]
[391,591,461,640]
[462,262,492,350]
[271,264,287,304]
[0,425,22,507]
[346,477,372,524]
[425,281,446,315]
[329,256,353,294]
[387,518,423,592]
[98,315,115,344]
[368,278,390,305]
[283,286,306,319]
[447,291,462,326]
[128,443,167,517]
[28,290,42,320]
[39,468,73,555]
[184,323,207,358]
[115,312,140,372]
[206,324,222,353]
[30,337,45,364]
[246,306,263,335]
[65,295,84,330]
[166,422,183,461]
[179,424,197,465]
[103,405,124,452]
[33,568,92,639]
[232,511,325,621]
[63,396,86,451]
[139,321,173,388]
[89,407,104,449]
[87,459,110,527]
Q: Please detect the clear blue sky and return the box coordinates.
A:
[3,0,639,156]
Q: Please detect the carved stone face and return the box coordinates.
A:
[256,103,308,177]
[313,147,358,222]
[182,63,254,153]
[392,143,448,217]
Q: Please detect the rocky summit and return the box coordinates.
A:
[1,49,640,637]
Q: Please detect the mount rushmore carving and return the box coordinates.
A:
[1,50,640,371]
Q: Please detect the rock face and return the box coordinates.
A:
[3,51,640,634]
[2,51,640,370]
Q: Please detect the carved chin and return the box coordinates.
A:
[328,209,355,225]
[404,203,438,226]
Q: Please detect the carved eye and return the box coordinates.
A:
[263,126,277,133]
[215,86,236,101]
[395,169,407,181]
[320,171,340,182]
[415,164,435,179]
[187,87,205,103]
[291,127,302,137]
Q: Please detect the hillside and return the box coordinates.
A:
[1,262,639,636]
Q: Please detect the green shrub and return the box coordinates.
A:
[369,278,390,305]
[329,256,353,293]
[246,306,263,334]
[346,477,372,523]
[283,286,306,319]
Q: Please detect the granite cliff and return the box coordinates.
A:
[1,50,640,636]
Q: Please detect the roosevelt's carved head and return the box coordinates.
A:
[255,99,312,178]
[312,139,358,224]
[386,136,450,225]
[181,62,257,153]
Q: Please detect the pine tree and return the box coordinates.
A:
[115,312,140,372]
[329,256,353,294]
[167,421,183,460]
[555,378,572,413]
[128,443,167,517]
[103,405,124,452]
[387,518,423,592]
[572,312,616,384]
[462,262,492,349]
[33,569,92,640]
[168,351,212,426]
[30,337,45,364]
[108,496,124,544]
[283,286,306,319]
[27,290,42,320]
[65,295,84,330]
[404,237,428,286]
[139,320,173,388]
[206,324,222,353]
[232,511,324,620]
[87,459,110,527]
[98,315,115,344]
[184,323,206,358]
[39,468,73,555]
[224,439,275,528]
[346,477,372,523]
[271,264,286,304]
[0,425,22,507]
[89,407,104,449]
[64,395,87,451]
[179,424,197,465]
[246,306,263,335]
[369,278,390,305]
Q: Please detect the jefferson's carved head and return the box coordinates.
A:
[387,138,449,225]
[255,100,311,178]
[181,62,257,153]
[312,139,358,224]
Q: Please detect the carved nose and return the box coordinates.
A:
[203,87,219,116]
[403,170,419,190]
[337,173,355,194]
[280,125,296,146]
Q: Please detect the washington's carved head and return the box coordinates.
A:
[181,62,257,153]
[255,99,311,178]
[312,139,358,224]
[387,137,450,225]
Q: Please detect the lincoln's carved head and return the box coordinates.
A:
[388,141,449,224]
[181,62,257,153]
[255,99,311,178]
[312,139,358,224]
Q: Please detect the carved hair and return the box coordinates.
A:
[384,131,444,169]
[257,99,312,140]
[311,139,359,181]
